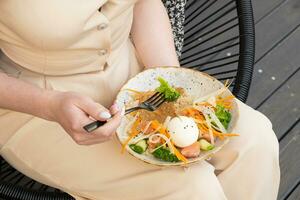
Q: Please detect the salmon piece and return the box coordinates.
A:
[180,142,201,158]
[202,133,212,143]
[147,135,161,150]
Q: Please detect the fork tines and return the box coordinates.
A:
[144,92,166,110]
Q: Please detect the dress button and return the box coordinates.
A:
[98,49,108,56]
[97,23,108,30]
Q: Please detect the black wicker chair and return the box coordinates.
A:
[0,0,255,199]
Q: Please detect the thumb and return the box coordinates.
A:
[79,100,111,121]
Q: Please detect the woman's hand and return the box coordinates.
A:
[47,91,124,145]
[0,73,123,145]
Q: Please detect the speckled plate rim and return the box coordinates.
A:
[115,66,239,167]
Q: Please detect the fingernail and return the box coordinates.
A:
[111,103,119,111]
[99,111,111,119]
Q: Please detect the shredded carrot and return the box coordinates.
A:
[196,102,214,107]
[212,130,225,140]
[196,122,226,140]
[170,141,188,164]
[216,95,235,109]
[194,119,206,124]
[150,120,171,143]
[148,120,187,163]
[221,133,239,137]
[123,88,142,94]
[149,120,188,163]
[183,108,205,121]
[122,117,141,153]
[188,107,237,140]
[150,120,161,130]
[222,95,235,101]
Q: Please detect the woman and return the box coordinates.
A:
[0,0,280,200]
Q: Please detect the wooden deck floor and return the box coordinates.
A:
[248,0,300,199]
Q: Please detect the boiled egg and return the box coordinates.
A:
[167,116,199,148]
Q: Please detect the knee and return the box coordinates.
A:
[247,111,279,159]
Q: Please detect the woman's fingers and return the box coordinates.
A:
[91,108,124,137]
[72,107,124,145]
[102,108,124,133]
[110,102,120,115]
[53,92,125,145]
[79,98,111,121]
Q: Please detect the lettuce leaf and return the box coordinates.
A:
[215,105,232,129]
[156,77,180,101]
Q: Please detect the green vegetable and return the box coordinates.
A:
[156,77,180,101]
[152,147,179,162]
[129,144,144,154]
[136,139,148,152]
[199,139,214,151]
[215,104,232,129]
[129,140,148,154]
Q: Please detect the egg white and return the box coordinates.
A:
[167,116,199,148]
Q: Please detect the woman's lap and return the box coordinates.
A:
[0,100,279,200]
[0,117,227,200]
[210,100,280,200]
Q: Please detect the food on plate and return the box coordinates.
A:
[199,139,214,151]
[155,77,180,101]
[167,116,199,148]
[120,77,239,164]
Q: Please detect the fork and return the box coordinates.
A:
[83,92,166,132]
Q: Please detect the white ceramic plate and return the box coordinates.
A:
[116,67,238,166]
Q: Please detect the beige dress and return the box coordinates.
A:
[0,0,280,200]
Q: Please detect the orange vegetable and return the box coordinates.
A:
[221,133,239,137]
[150,120,161,130]
[183,107,205,121]
[216,95,235,109]
[196,102,214,107]
[170,141,188,163]
[150,120,188,163]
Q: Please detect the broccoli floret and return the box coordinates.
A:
[152,147,179,162]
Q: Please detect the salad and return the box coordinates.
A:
[121,77,238,164]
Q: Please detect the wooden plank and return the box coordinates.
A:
[180,0,290,75]
[252,0,286,22]
[190,0,300,64]
[247,27,300,108]
[257,69,300,139]
[287,183,300,200]
[254,0,300,61]
[278,122,300,200]
[182,0,300,104]
[233,0,300,62]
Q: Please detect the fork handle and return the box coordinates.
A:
[83,108,138,133]
[83,120,107,132]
